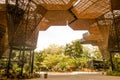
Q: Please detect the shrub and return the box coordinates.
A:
[107,69,120,76]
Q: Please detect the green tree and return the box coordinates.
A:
[113,53,120,71]
[35,44,65,71]
[82,47,91,60]
[41,54,63,71]
[43,44,64,55]
[34,51,45,71]
[93,49,102,61]
[64,39,83,59]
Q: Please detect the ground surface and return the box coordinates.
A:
[26,72,120,80]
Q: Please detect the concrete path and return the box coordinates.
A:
[26,72,120,80]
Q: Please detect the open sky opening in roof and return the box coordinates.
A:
[35,25,88,51]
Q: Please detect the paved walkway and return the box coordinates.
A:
[26,72,120,80]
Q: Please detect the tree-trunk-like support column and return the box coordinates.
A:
[108,0,120,52]
[5,0,47,77]
[108,14,120,70]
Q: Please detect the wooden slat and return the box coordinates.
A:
[72,0,110,18]
[89,26,101,35]
[0,12,7,27]
[111,0,120,10]
[84,34,102,41]
[0,4,6,11]
[69,19,95,30]
[0,0,5,4]
[39,18,50,30]
[32,0,76,10]
[44,10,75,26]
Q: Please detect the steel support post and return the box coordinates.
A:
[29,50,32,73]
[20,47,25,76]
[31,50,34,73]
[6,48,12,77]
[109,52,114,71]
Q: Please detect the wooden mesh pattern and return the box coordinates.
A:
[108,16,120,52]
[7,0,47,49]
[72,0,110,18]
[0,0,120,52]
[0,0,5,4]
[32,0,76,10]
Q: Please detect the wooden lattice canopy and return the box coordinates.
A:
[0,0,120,57]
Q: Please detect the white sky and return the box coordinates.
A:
[35,25,88,51]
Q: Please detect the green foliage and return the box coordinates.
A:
[106,53,120,76]
[43,44,64,55]
[34,44,65,71]
[107,69,120,76]
[1,50,38,78]
[34,41,86,72]
[41,54,63,70]
[0,59,7,69]
[64,39,83,59]
[52,56,72,71]
[113,53,120,71]
[78,57,88,69]
[93,49,102,61]
[34,51,45,71]
[34,40,104,72]
[40,54,84,72]
[82,47,92,61]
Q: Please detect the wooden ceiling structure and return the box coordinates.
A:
[0,0,120,59]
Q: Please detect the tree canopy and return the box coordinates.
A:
[64,39,83,59]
